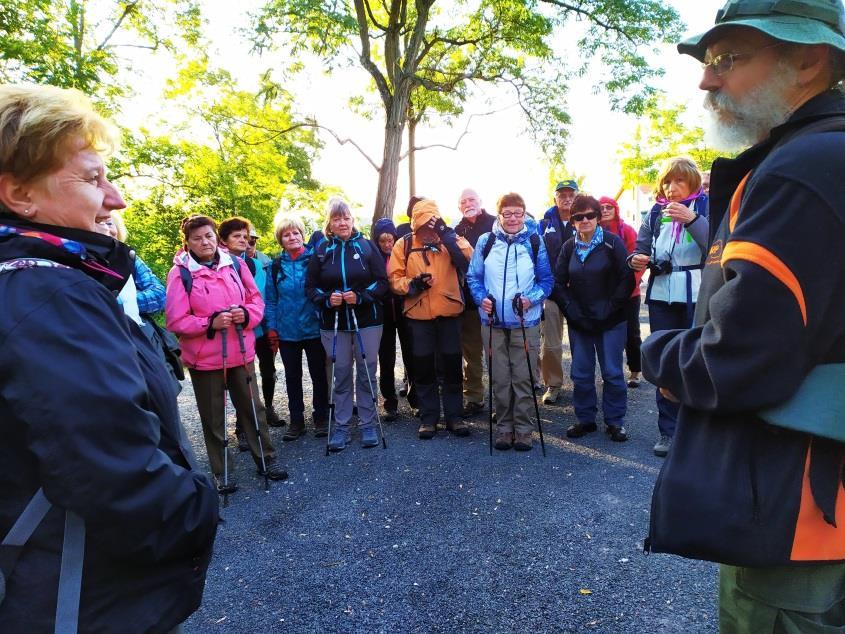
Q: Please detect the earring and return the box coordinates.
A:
[23,208,31,215]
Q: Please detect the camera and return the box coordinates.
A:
[648,259,673,276]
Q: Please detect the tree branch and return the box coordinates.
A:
[97,0,141,51]
[538,0,637,44]
[398,105,515,160]
[363,0,389,32]
[353,0,393,106]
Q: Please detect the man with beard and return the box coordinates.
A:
[641,0,845,630]
[454,188,496,416]
[538,180,578,404]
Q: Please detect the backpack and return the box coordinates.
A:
[0,258,84,632]
[178,253,242,296]
[480,232,541,265]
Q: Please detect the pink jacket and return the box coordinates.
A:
[165,248,265,371]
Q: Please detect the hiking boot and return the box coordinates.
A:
[513,431,533,451]
[447,419,470,437]
[215,476,239,495]
[627,372,641,388]
[236,431,249,452]
[462,401,484,418]
[328,427,350,452]
[494,431,513,450]
[361,426,379,448]
[383,406,399,422]
[606,425,628,442]
[566,422,597,438]
[283,419,306,441]
[266,408,286,427]
[542,386,561,405]
[314,417,328,438]
[653,434,672,457]
[256,459,289,481]
[418,423,436,439]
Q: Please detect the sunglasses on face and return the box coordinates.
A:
[247,238,258,245]
[571,212,599,222]
[600,205,615,211]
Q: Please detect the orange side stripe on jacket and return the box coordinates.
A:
[728,172,752,233]
[791,445,845,561]
[721,241,808,326]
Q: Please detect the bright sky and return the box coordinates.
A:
[193,1,725,226]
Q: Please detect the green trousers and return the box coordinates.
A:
[720,562,845,633]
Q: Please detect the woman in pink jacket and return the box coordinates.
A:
[599,196,645,387]
[166,215,287,492]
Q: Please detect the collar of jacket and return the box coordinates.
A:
[174,247,237,273]
[0,214,131,292]
[493,219,532,244]
[709,89,845,237]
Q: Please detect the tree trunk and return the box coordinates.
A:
[372,100,407,224]
[408,119,416,197]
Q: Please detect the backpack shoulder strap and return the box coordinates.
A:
[271,257,284,284]
[481,232,497,260]
[773,114,845,151]
[178,266,193,296]
[230,255,241,274]
[402,233,414,259]
[529,232,540,264]
[244,256,256,277]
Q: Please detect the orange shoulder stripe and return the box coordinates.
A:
[721,241,807,326]
[729,171,752,233]
[791,444,845,561]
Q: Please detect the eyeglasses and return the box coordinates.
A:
[247,238,258,245]
[702,42,783,76]
[571,212,599,222]
[599,205,615,211]
[500,210,525,219]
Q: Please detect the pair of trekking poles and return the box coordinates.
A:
[324,303,388,457]
[486,293,546,457]
[218,311,271,507]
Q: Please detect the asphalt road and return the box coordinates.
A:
[181,319,718,633]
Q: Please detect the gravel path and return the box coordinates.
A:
[181,313,718,633]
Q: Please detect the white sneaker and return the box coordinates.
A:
[653,434,671,457]
[542,386,561,404]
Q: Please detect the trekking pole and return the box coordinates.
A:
[350,308,387,449]
[234,321,270,492]
[325,309,339,457]
[219,326,238,504]
[513,293,546,457]
[486,294,496,456]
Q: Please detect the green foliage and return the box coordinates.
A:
[618,96,726,190]
[115,60,323,279]
[0,0,202,108]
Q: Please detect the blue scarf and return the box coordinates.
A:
[575,225,604,262]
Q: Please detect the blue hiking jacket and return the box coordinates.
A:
[466,220,553,329]
[265,248,321,341]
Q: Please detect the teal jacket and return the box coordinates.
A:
[265,248,321,341]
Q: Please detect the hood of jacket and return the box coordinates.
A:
[172,246,238,272]
[411,199,440,231]
[0,215,132,293]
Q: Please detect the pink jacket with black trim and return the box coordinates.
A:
[165,248,264,371]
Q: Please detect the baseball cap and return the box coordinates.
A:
[555,180,579,192]
[678,0,845,61]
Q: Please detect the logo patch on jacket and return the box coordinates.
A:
[706,240,724,266]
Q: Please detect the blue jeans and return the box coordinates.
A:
[568,321,627,427]
[647,300,692,437]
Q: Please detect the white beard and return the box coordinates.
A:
[703,62,799,151]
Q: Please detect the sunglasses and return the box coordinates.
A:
[247,238,258,245]
[600,205,615,211]
[571,212,599,222]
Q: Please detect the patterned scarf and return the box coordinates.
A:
[575,225,604,263]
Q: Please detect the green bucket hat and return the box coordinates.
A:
[678,0,845,61]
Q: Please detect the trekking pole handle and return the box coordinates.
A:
[512,292,524,318]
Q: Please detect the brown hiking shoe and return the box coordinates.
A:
[494,431,513,451]
[447,419,470,437]
[313,418,328,438]
[283,420,305,441]
[513,431,533,451]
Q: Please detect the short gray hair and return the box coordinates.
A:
[323,197,355,237]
